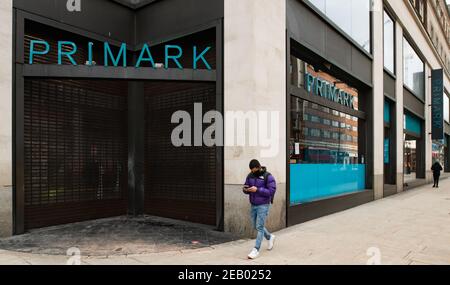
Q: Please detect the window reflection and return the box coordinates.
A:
[384,11,395,73]
[290,96,360,165]
[403,38,425,99]
[308,0,371,52]
[290,55,360,111]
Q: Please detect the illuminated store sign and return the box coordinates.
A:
[305,72,355,109]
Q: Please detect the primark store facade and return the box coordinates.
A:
[0,0,449,237]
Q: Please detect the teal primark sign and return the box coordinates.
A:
[28,40,212,70]
[304,72,356,110]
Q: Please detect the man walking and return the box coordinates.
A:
[243,159,276,259]
[432,160,443,188]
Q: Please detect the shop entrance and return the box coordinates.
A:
[404,136,418,183]
[17,19,222,233]
[403,112,425,187]
[22,79,219,231]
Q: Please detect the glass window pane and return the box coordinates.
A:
[384,11,395,73]
[351,0,371,52]
[308,0,371,52]
[289,96,365,204]
[290,55,360,111]
[403,38,425,99]
[290,97,361,165]
[326,0,352,35]
[309,0,325,11]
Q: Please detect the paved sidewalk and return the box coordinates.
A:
[1,178,450,265]
[0,216,237,256]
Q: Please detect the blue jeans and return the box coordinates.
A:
[251,204,271,251]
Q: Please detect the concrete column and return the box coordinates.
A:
[0,0,13,237]
[372,7,384,200]
[425,64,433,182]
[395,22,405,193]
[223,0,286,237]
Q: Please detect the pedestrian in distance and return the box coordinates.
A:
[431,160,443,188]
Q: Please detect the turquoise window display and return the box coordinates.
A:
[290,164,366,205]
[384,138,390,164]
[384,100,390,124]
[405,113,422,136]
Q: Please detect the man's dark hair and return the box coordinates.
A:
[249,159,261,169]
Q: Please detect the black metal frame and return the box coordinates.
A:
[13,8,224,234]
[383,96,397,187]
[22,65,216,81]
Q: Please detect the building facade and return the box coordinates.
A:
[0,0,449,237]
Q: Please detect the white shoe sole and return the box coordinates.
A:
[268,236,276,251]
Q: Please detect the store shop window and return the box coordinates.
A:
[404,112,422,136]
[289,96,365,205]
[432,141,445,164]
[289,54,366,204]
[403,38,425,99]
[403,112,423,182]
[308,0,371,52]
[290,55,360,111]
[404,139,417,182]
[384,10,395,74]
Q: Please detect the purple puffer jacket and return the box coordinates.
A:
[243,167,276,206]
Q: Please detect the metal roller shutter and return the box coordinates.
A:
[23,79,128,230]
[144,81,217,225]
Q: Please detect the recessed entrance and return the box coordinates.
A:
[22,78,219,231]
[404,136,418,183]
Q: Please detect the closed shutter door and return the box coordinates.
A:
[144,81,217,225]
[24,79,128,230]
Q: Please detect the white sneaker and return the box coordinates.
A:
[268,235,276,251]
[247,248,260,259]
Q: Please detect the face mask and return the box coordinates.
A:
[254,169,262,176]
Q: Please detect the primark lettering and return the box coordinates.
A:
[28,40,212,70]
[305,72,355,109]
